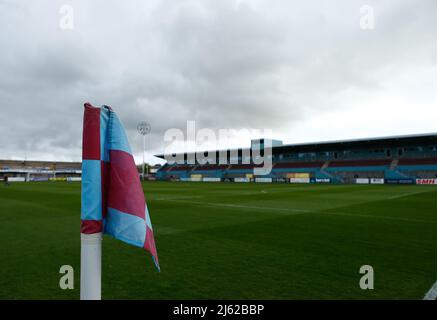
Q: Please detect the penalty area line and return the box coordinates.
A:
[387,188,436,200]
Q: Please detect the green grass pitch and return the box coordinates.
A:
[0,181,437,299]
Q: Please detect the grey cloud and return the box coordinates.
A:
[0,0,436,163]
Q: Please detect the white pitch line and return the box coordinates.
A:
[387,188,436,200]
[160,199,310,215]
[424,280,437,300]
[157,198,437,225]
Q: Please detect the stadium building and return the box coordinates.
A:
[0,160,159,182]
[155,133,437,184]
[0,160,81,182]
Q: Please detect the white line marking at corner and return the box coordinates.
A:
[424,280,437,300]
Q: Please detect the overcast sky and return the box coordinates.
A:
[1,0,436,164]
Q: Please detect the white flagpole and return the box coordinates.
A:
[80,232,102,300]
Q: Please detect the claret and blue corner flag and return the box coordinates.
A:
[81,102,159,271]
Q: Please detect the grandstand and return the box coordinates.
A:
[0,160,161,182]
[3,133,436,184]
[155,133,437,184]
[0,160,81,182]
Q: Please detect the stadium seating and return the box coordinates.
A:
[168,165,196,172]
[228,164,265,170]
[156,157,437,182]
[274,161,324,168]
[154,134,437,183]
[193,164,230,171]
[398,157,437,165]
[328,159,392,167]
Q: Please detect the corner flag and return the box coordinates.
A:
[80,102,159,299]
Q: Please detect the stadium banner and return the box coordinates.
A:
[30,177,49,182]
[385,178,415,184]
[190,174,202,182]
[416,178,437,185]
[180,177,191,182]
[286,173,310,179]
[49,177,67,182]
[8,177,26,182]
[202,177,221,182]
[234,177,250,183]
[289,177,310,184]
[315,178,331,183]
[67,177,82,182]
[370,178,384,184]
[355,178,370,184]
[255,177,272,183]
